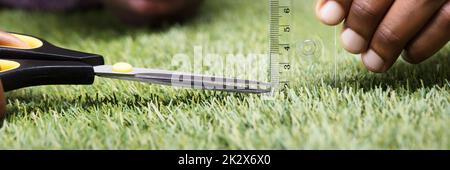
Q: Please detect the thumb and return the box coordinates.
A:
[0,30,30,48]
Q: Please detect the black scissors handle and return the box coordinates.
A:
[0,33,104,91]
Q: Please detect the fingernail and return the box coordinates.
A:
[362,50,385,72]
[341,29,366,54]
[319,1,344,25]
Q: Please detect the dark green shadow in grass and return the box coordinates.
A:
[331,47,450,92]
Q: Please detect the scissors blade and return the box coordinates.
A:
[94,65,272,93]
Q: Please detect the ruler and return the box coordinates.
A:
[269,0,292,94]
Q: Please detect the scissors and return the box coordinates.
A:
[0,33,271,93]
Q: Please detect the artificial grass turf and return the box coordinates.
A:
[0,0,449,149]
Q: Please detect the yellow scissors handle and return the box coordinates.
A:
[0,33,104,91]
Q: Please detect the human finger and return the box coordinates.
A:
[341,0,394,54]
[362,0,447,72]
[403,1,450,64]
[315,0,353,25]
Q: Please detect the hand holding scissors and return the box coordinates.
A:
[0,30,29,119]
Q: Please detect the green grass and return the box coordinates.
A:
[0,0,449,149]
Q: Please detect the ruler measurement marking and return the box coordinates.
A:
[269,0,280,87]
[269,0,291,93]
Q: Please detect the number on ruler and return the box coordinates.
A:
[284,26,291,32]
[284,45,290,51]
[280,44,290,52]
[284,8,290,14]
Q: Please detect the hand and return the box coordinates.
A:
[0,81,5,120]
[0,30,30,48]
[104,0,203,25]
[0,30,29,119]
[316,0,450,73]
